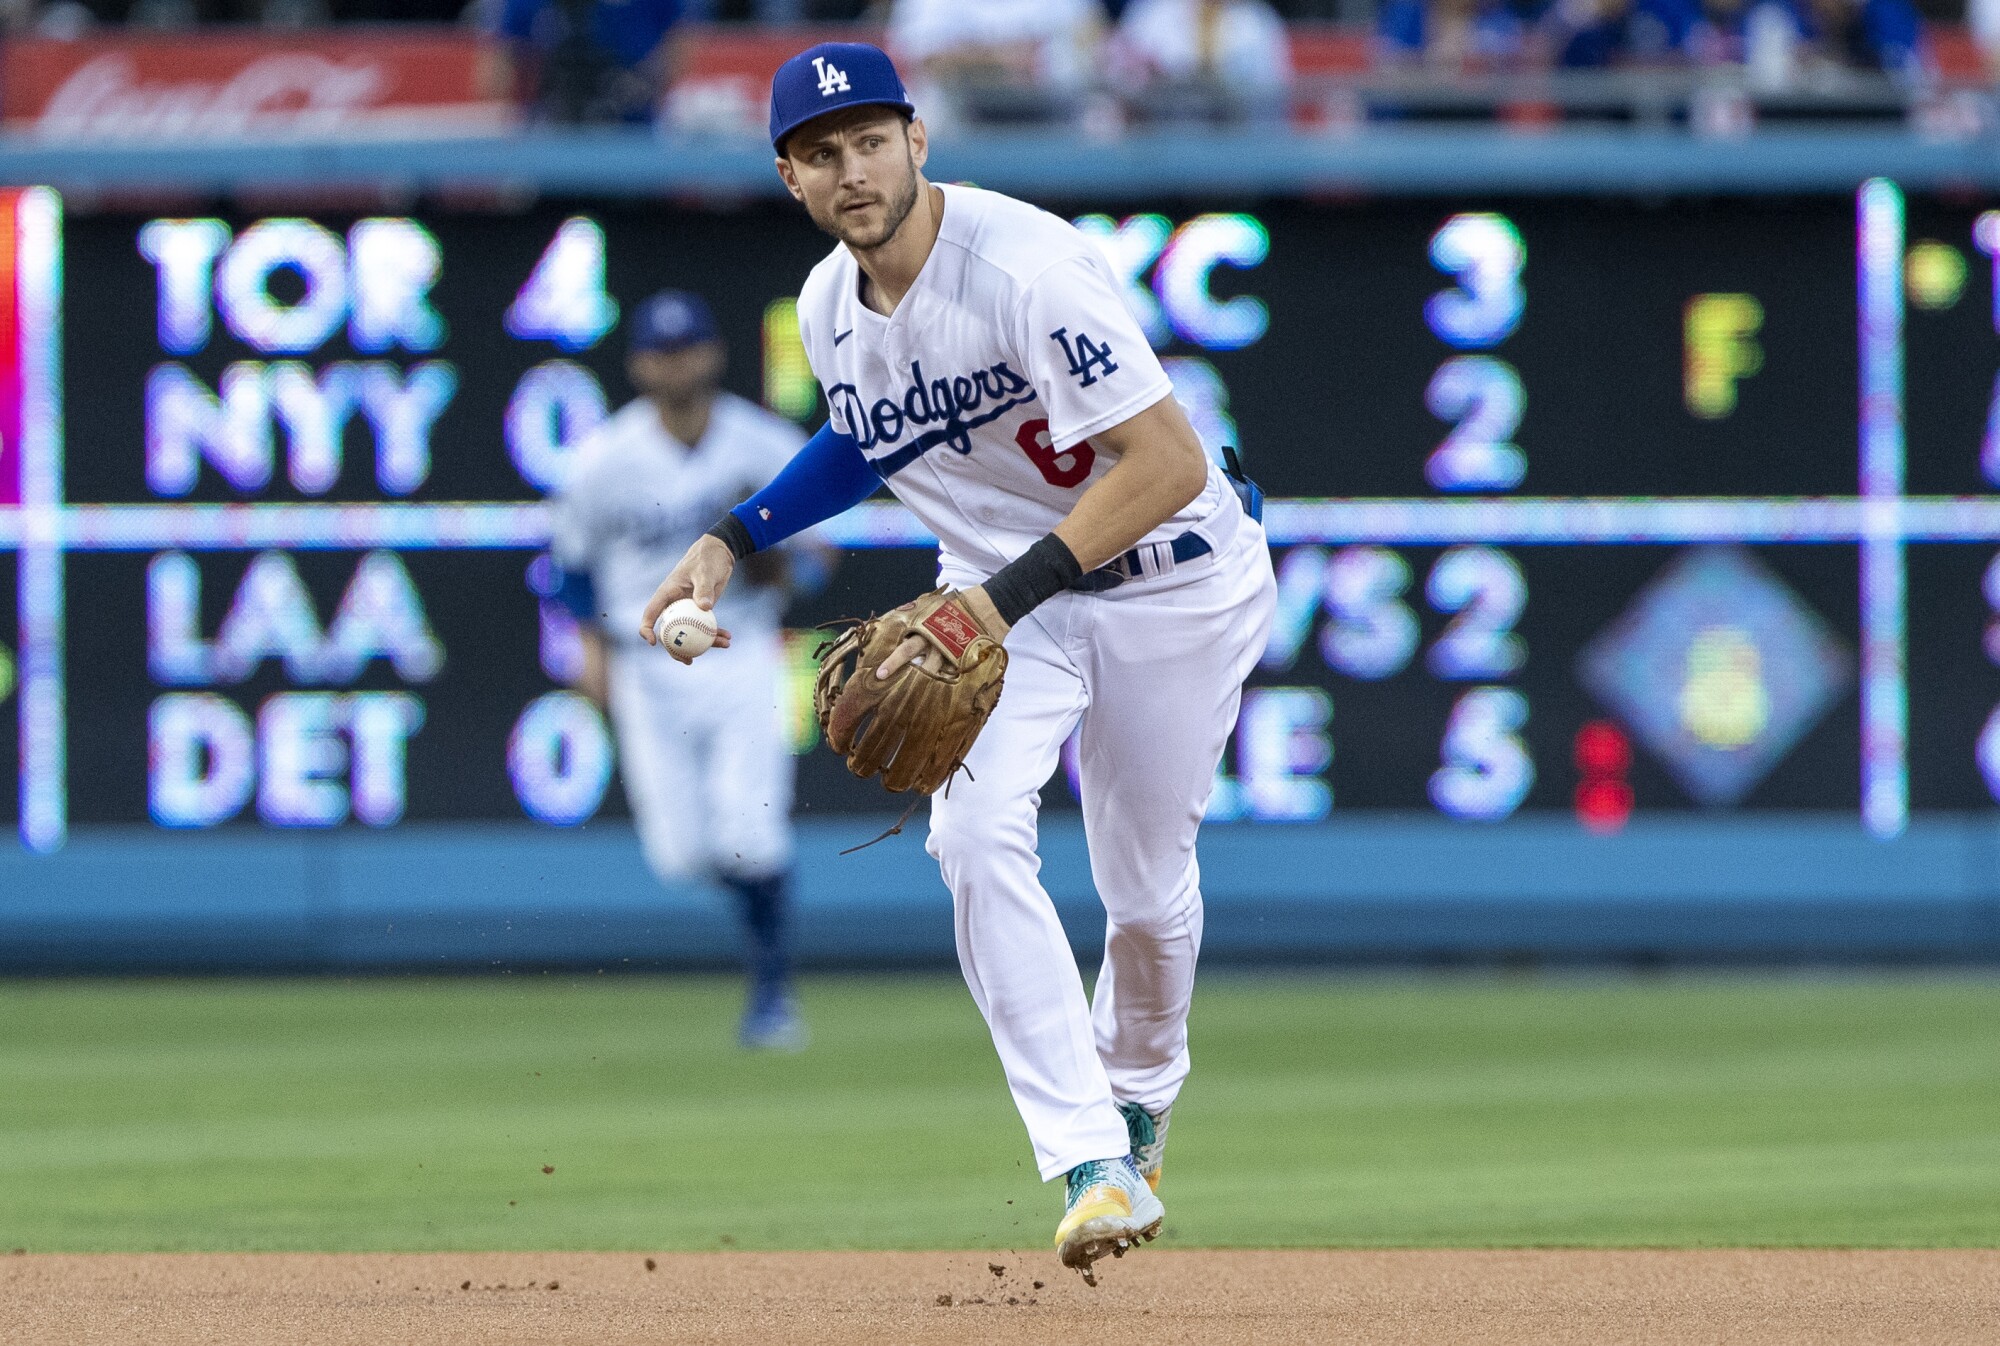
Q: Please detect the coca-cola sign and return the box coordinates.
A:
[3,33,512,139]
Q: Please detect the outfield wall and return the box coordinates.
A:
[8,126,2000,197]
[3,817,1996,971]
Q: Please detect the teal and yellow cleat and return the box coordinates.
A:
[1053,1155,1164,1286]
[1116,1100,1170,1194]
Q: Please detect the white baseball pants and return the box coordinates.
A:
[928,524,1276,1180]
[608,629,795,883]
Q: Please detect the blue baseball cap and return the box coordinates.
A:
[769,42,915,154]
[629,290,718,353]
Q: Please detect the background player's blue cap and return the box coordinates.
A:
[629,290,718,353]
[769,42,915,154]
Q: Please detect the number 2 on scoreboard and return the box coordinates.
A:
[1426,356,1525,491]
[1267,545,1526,682]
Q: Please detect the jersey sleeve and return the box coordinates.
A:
[547,465,597,575]
[544,467,604,624]
[1013,252,1174,452]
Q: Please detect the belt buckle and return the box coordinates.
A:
[1071,544,1158,594]
[1071,563,1127,593]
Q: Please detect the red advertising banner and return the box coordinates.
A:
[1,32,513,139]
[2,23,1983,143]
[667,26,873,133]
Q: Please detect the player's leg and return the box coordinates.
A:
[1074,536,1277,1138]
[606,649,709,884]
[924,604,1127,1180]
[703,640,804,1049]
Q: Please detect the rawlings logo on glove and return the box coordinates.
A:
[813,588,1008,796]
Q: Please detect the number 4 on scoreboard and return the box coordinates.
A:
[506,218,620,352]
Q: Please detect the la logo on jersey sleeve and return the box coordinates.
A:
[1049,327,1119,388]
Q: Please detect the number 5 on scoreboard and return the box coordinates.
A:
[1430,687,1533,821]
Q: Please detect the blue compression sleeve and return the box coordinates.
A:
[725,423,880,553]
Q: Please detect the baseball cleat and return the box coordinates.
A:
[1116,1100,1170,1194]
[737,995,809,1052]
[1053,1155,1164,1286]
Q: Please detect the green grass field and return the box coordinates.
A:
[2,974,1996,1252]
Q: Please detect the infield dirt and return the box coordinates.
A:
[1,1249,1994,1345]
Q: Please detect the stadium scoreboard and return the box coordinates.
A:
[6,179,2000,852]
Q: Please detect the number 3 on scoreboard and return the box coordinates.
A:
[1425,213,1525,349]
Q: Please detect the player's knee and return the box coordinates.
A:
[926,799,1035,873]
[635,826,702,888]
[1106,903,1198,947]
[712,830,790,879]
[1095,862,1202,941]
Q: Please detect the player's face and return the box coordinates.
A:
[628,340,725,404]
[777,111,927,252]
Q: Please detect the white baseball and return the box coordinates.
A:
[654,598,717,658]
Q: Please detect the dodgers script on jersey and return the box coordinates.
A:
[552,391,806,641]
[795,183,1235,583]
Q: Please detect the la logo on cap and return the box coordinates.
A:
[813,55,850,97]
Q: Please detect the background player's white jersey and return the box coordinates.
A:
[796,183,1237,584]
[552,388,806,884]
[551,391,807,640]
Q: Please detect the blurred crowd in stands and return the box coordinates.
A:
[0,0,1980,130]
[1377,0,1929,84]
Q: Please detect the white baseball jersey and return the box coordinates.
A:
[796,182,1238,587]
[550,390,807,641]
[552,389,807,883]
[794,181,1277,1184]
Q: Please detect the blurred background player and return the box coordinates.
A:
[548,289,833,1051]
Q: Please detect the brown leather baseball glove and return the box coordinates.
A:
[813,588,1009,795]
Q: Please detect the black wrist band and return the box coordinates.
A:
[984,533,1084,627]
[705,512,756,561]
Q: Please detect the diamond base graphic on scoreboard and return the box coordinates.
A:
[1579,546,1852,805]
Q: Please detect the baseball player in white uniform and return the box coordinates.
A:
[639,44,1276,1281]
[551,289,830,1051]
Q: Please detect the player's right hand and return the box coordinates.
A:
[640,535,737,662]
